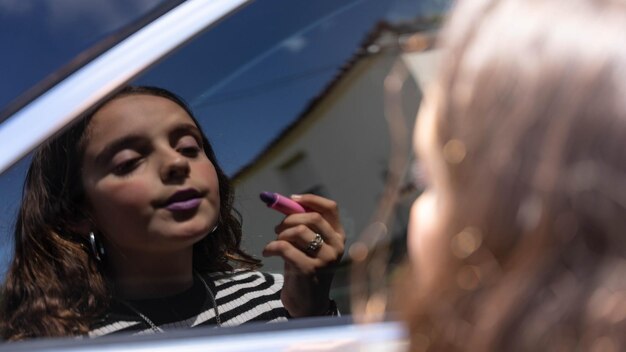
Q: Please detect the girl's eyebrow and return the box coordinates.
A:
[94,135,144,165]
[170,122,202,137]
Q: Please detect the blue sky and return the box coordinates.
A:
[0,0,449,279]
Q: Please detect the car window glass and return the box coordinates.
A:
[0,0,177,119]
[0,0,450,333]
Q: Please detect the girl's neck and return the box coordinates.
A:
[107,248,195,300]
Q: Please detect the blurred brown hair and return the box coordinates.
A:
[404,0,626,350]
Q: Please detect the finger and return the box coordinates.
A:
[290,194,342,230]
[264,239,340,271]
[275,224,316,252]
[275,225,339,260]
[275,212,344,249]
[262,240,323,274]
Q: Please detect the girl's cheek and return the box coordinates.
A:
[194,161,220,201]
[94,179,152,207]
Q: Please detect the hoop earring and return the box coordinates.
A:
[210,224,219,234]
[89,232,106,262]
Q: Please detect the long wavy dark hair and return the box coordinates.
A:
[0,86,260,340]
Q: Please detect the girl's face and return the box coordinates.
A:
[408,91,452,296]
[81,94,220,254]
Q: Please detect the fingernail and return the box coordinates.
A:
[290,194,302,200]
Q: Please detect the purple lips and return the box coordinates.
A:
[166,197,202,211]
[164,189,203,211]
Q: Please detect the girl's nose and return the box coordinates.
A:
[160,149,190,182]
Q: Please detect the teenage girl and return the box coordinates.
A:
[0,86,345,339]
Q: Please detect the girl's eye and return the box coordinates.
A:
[176,136,202,157]
[111,150,142,175]
[112,158,141,175]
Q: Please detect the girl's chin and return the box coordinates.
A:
[170,226,213,241]
[149,224,212,245]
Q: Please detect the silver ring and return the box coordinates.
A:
[306,233,324,252]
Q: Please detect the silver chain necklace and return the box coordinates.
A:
[118,271,221,333]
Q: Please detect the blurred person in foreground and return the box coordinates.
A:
[404,0,626,350]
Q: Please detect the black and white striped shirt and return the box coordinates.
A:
[88,271,289,337]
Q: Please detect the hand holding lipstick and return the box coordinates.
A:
[260,192,346,317]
